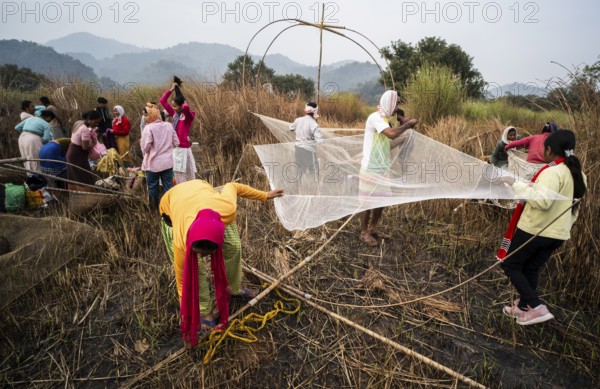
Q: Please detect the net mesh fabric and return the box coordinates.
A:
[0,215,101,309]
[253,114,566,231]
[507,149,545,180]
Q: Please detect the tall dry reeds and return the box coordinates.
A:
[1,77,599,387]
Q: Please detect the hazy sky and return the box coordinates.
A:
[1,0,599,91]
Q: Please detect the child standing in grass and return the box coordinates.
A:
[491,126,518,168]
[498,129,587,325]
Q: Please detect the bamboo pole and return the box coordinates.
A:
[243,265,487,389]
[0,164,133,197]
[242,18,394,94]
[316,3,325,104]
[0,157,102,180]
[242,213,355,310]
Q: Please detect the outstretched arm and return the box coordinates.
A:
[221,183,284,203]
[160,89,175,118]
[382,119,418,139]
[505,136,531,151]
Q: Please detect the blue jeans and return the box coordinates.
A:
[146,168,174,209]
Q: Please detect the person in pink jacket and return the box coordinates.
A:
[159,77,197,183]
[141,103,180,209]
[504,122,558,163]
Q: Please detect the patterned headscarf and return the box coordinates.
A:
[304,104,319,119]
[377,90,398,119]
[145,103,161,123]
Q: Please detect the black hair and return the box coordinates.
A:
[40,96,51,105]
[544,129,586,210]
[21,100,33,111]
[40,110,56,120]
[305,101,317,117]
[85,110,102,120]
[396,108,405,117]
[172,76,186,106]
[173,96,185,106]
[542,121,558,134]
[191,239,218,253]
[508,127,516,134]
[97,97,108,104]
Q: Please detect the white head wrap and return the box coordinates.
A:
[114,105,125,124]
[377,90,398,119]
[304,104,319,119]
[501,126,516,144]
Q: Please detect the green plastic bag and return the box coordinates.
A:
[4,183,26,212]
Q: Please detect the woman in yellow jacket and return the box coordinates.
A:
[499,130,586,325]
[159,179,283,346]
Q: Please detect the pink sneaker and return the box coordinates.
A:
[517,304,554,325]
[503,304,527,319]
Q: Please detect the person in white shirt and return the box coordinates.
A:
[289,102,323,181]
[359,91,417,246]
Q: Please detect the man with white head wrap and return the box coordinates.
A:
[359,90,418,246]
[289,102,323,180]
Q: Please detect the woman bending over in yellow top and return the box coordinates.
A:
[159,179,283,346]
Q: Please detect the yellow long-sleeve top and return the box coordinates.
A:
[512,164,586,240]
[159,180,268,299]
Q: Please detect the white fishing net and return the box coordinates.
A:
[253,114,566,231]
[507,149,545,180]
[0,215,101,309]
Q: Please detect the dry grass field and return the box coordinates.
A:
[0,80,598,388]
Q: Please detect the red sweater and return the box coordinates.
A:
[505,133,549,163]
[112,117,131,136]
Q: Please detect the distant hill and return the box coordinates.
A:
[0,40,97,80]
[46,32,148,60]
[42,33,381,90]
[9,33,382,92]
[487,82,550,99]
[66,52,97,68]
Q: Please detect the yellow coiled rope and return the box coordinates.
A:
[203,285,301,365]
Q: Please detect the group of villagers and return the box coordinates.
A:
[14,82,588,346]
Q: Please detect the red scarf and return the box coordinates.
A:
[181,209,230,346]
[497,157,565,260]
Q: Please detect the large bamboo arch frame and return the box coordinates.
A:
[241,6,395,104]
